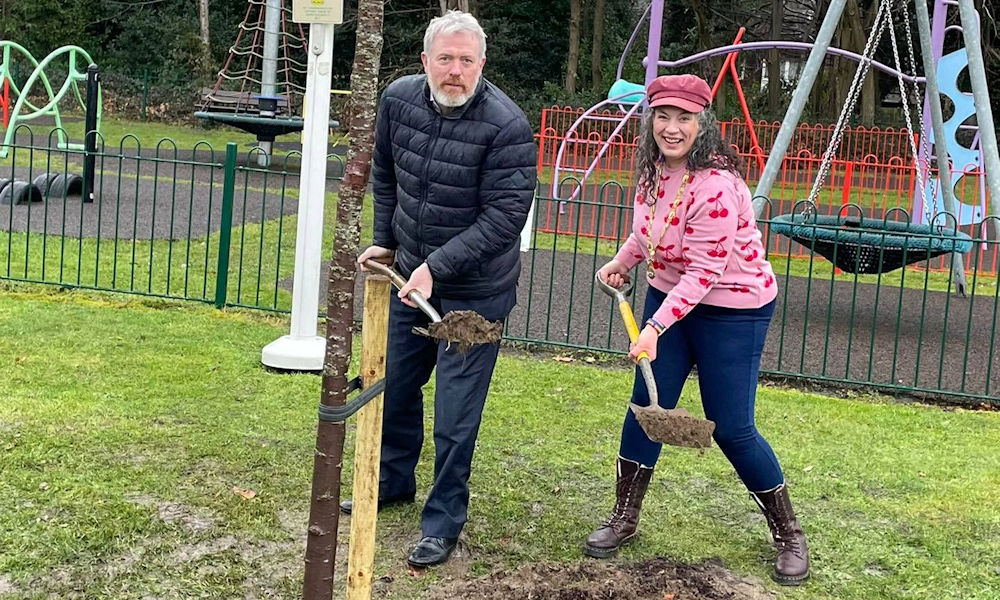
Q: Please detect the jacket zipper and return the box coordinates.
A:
[418,117,443,249]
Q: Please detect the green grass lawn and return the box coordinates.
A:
[1,286,998,599]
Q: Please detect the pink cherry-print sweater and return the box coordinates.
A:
[613,164,777,331]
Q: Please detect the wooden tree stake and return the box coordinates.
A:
[346,274,390,600]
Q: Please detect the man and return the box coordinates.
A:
[351,10,536,568]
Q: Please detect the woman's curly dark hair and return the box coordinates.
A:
[634,107,744,196]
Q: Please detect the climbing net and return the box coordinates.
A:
[199,0,308,116]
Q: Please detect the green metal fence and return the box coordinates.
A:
[0,129,343,313]
[1,130,996,405]
[513,184,1000,406]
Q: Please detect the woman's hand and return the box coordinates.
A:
[629,325,659,362]
[597,259,630,289]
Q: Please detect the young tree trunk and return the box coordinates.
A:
[767,0,784,117]
[302,1,385,599]
[199,0,210,47]
[591,0,606,92]
[439,0,471,14]
[853,0,876,126]
[566,0,582,94]
[199,0,211,74]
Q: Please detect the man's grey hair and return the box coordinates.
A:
[423,10,487,59]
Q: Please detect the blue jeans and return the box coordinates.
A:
[379,288,516,539]
[619,287,783,492]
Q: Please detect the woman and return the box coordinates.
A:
[584,74,809,586]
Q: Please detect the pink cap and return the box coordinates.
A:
[647,74,712,113]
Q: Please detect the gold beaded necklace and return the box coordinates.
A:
[645,168,690,279]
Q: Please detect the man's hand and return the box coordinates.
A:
[597,259,629,289]
[358,245,395,271]
[628,325,659,362]
[398,262,433,308]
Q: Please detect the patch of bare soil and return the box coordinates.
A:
[21,494,306,600]
[169,535,237,564]
[0,576,19,597]
[124,493,216,532]
[427,558,776,600]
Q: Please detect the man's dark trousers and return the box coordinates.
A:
[378,286,516,539]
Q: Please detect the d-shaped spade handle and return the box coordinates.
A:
[363,259,442,323]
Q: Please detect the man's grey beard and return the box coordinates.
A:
[431,75,481,108]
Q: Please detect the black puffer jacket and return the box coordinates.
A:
[371,74,537,299]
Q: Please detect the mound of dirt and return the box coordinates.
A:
[427,557,776,600]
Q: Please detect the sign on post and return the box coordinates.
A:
[292,0,344,24]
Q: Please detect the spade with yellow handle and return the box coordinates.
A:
[595,271,658,407]
[594,272,715,449]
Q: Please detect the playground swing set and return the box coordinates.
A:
[766,0,974,286]
[551,0,998,292]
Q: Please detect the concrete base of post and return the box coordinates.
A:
[261,335,326,371]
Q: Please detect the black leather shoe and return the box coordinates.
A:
[339,490,415,514]
[406,536,458,568]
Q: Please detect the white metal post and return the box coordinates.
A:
[955,0,1000,239]
[520,198,535,251]
[914,0,966,294]
[261,0,280,98]
[257,0,282,166]
[261,22,335,371]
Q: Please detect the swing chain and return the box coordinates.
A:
[802,0,892,221]
[888,0,929,223]
[900,0,936,223]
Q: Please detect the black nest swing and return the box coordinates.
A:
[768,211,974,275]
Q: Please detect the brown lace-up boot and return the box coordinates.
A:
[583,456,654,558]
[750,483,810,585]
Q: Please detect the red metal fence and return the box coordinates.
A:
[535,105,993,272]
[538,106,925,167]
